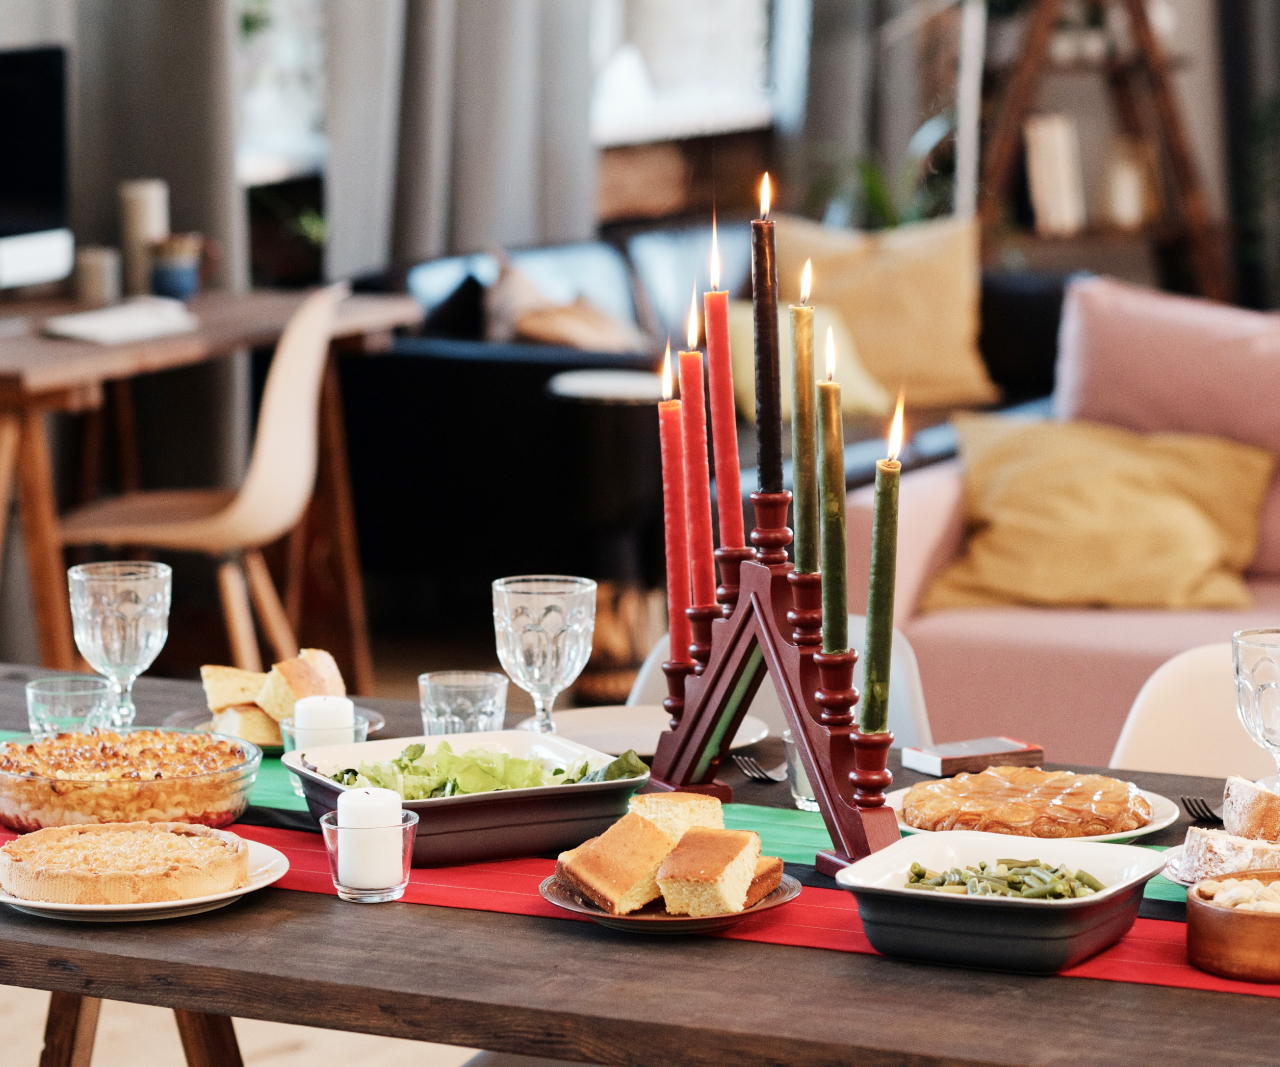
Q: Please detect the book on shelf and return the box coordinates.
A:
[1023,114,1086,238]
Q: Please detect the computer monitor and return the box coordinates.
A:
[0,46,72,289]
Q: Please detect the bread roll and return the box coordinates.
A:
[554,813,674,915]
[1223,776,1280,842]
[200,666,268,712]
[211,705,282,747]
[627,792,723,845]
[256,659,328,723]
[657,827,761,917]
[299,648,345,696]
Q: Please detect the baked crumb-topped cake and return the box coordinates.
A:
[0,822,249,904]
[0,730,259,833]
[902,765,1152,838]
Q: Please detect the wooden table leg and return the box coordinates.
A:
[174,1009,245,1067]
[110,380,140,493]
[318,357,374,695]
[17,406,76,669]
[39,992,100,1067]
[0,412,21,580]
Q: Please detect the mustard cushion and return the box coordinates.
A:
[922,416,1277,611]
[772,213,999,408]
[727,300,890,422]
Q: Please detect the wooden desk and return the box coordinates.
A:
[0,669,1269,1067]
[0,291,422,692]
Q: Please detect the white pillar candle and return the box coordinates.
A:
[293,695,355,749]
[119,179,169,296]
[337,787,404,889]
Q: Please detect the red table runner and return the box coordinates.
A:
[230,824,1280,1000]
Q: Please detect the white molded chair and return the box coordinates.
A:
[627,614,933,750]
[1109,643,1274,779]
[59,283,348,672]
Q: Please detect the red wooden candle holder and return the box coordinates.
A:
[685,604,721,674]
[714,545,755,614]
[647,493,900,869]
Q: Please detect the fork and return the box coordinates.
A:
[1180,796,1223,822]
[732,754,788,783]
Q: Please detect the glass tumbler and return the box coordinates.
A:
[492,575,596,735]
[1235,628,1280,787]
[783,728,820,812]
[419,671,508,735]
[320,809,419,903]
[26,677,114,738]
[68,561,171,728]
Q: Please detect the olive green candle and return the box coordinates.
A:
[816,328,846,652]
[790,288,817,573]
[861,394,904,734]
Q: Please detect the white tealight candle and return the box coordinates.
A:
[336,787,404,890]
[293,695,356,749]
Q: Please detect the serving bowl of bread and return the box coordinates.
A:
[542,793,799,933]
[1166,776,1280,884]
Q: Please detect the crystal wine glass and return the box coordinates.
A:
[68,561,172,728]
[1234,628,1280,788]
[492,575,596,735]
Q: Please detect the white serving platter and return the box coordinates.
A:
[886,784,1180,844]
[0,840,289,923]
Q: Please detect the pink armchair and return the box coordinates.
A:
[845,277,1280,765]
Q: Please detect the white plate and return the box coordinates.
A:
[0,840,290,922]
[886,784,1180,844]
[518,705,769,758]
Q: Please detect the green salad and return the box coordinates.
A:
[328,741,648,800]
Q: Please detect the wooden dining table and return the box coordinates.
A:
[0,290,423,694]
[0,665,1271,1067]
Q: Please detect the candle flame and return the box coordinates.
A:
[709,210,721,291]
[888,390,905,461]
[760,172,771,219]
[662,340,673,400]
[825,326,836,381]
[800,259,812,304]
[687,283,699,350]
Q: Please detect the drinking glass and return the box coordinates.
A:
[68,561,172,728]
[492,575,596,735]
[782,729,820,812]
[1234,629,1280,785]
[26,677,114,738]
[281,713,372,796]
[419,671,508,735]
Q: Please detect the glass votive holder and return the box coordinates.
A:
[419,670,508,735]
[783,729,821,813]
[26,676,114,738]
[280,712,371,796]
[319,809,418,903]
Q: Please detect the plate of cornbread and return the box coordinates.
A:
[164,648,385,753]
[541,792,800,934]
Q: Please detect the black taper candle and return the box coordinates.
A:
[751,216,782,492]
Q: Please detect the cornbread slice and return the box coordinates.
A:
[627,792,724,845]
[555,813,674,915]
[256,658,328,722]
[744,855,784,909]
[200,666,268,712]
[0,823,249,905]
[657,827,761,917]
[299,648,346,696]
[211,705,282,747]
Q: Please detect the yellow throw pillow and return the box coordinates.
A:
[922,416,1277,611]
[727,300,891,422]
[772,213,999,408]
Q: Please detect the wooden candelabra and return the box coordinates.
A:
[649,491,900,874]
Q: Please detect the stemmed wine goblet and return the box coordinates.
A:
[1234,628,1280,789]
[493,575,596,735]
[68,561,172,728]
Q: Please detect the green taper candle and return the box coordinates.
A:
[861,393,904,734]
[790,260,817,573]
[816,327,847,652]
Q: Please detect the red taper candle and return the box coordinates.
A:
[679,288,716,607]
[704,212,745,549]
[658,342,693,664]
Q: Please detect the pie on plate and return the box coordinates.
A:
[0,822,249,905]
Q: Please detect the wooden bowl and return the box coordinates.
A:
[1186,869,1280,983]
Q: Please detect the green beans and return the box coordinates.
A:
[903,858,1107,900]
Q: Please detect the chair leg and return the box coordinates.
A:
[173,1009,245,1067]
[244,548,298,664]
[39,992,100,1067]
[0,412,21,580]
[217,557,263,672]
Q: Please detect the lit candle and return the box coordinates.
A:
[817,328,847,653]
[861,392,904,734]
[680,287,716,607]
[293,695,356,749]
[790,260,817,573]
[658,343,694,664]
[752,173,783,493]
[336,786,403,890]
[704,213,745,550]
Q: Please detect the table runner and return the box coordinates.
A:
[227,823,1280,1000]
